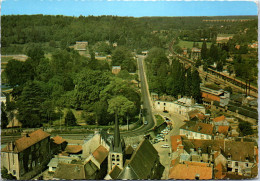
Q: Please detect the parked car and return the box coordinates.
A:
[144,121,148,125]
[157,138,164,141]
[161,144,170,148]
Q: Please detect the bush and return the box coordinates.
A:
[65,110,77,126]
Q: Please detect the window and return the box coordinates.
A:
[235,162,238,167]
[13,170,16,175]
[245,163,249,167]
[158,102,160,105]
[164,103,166,106]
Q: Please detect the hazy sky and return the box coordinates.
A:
[1,0,258,17]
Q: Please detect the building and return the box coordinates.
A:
[51,136,67,155]
[115,139,165,180]
[141,51,148,56]
[1,129,51,180]
[112,66,121,75]
[180,121,214,140]
[201,86,230,107]
[169,161,213,180]
[154,97,205,120]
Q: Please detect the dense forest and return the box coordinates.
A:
[1,15,258,128]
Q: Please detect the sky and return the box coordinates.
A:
[1,0,258,17]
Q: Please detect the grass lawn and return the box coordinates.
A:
[177,40,212,49]
[1,56,13,63]
[155,114,165,126]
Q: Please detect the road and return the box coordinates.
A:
[119,55,155,136]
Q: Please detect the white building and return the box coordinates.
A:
[154,97,205,120]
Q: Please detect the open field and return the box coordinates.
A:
[177,40,212,49]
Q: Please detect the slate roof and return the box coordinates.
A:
[65,145,82,154]
[168,163,212,179]
[125,145,134,155]
[183,139,224,154]
[92,145,108,164]
[108,165,122,180]
[52,136,66,145]
[117,165,139,180]
[121,139,159,179]
[1,129,50,153]
[224,141,255,162]
[53,163,86,180]
[180,121,213,135]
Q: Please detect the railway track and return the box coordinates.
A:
[169,40,258,97]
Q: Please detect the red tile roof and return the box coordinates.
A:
[1,129,50,153]
[213,115,226,122]
[52,136,66,145]
[214,163,226,179]
[169,163,212,180]
[65,145,82,154]
[217,126,229,135]
[170,135,182,152]
[92,145,109,164]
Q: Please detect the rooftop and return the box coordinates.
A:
[180,122,213,135]
[52,135,66,145]
[92,145,108,164]
[1,129,50,153]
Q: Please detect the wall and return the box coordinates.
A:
[180,129,212,140]
[119,119,141,131]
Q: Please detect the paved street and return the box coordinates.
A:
[152,111,186,179]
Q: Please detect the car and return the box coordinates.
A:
[161,144,170,148]
[132,144,137,149]
[157,138,164,141]
[144,121,148,125]
[163,110,169,113]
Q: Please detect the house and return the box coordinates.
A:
[168,161,213,180]
[224,141,256,176]
[53,161,97,180]
[82,130,110,159]
[180,121,214,140]
[112,66,121,75]
[212,115,229,126]
[1,129,51,180]
[7,116,22,128]
[65,145,82,155]
[154,97,205,120]
[75,41,88,50]
[47,156,80,173]
[188,109,207,122]
[170,135,183,153]
[51,136,67,155]
[141,51,148,56]
[201,86,230,107]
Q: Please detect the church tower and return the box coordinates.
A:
[108,114,125,172]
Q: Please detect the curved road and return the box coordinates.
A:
[119,55,155,136]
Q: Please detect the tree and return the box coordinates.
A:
[191,69,202,103]
[1,102,9,129]
[1,167,16,180]
[201,41,208,60]
[65,110,77,126]
[107,96,135,125]
[238,121,253,136]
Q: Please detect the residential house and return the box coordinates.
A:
[168,161,213,180]
[180,121,214,140]
[51,136,67,155]
[1,129,51,180]
[112,66,121,75]
[154,97,205,120]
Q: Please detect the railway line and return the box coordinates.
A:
[169,40,258,97]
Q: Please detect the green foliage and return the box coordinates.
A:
[238,121,253,136]
[201,41,208,60]
[65,110,77,126]
[1,102,9,129]
[1,167,16,180]
[108,95,135,118]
